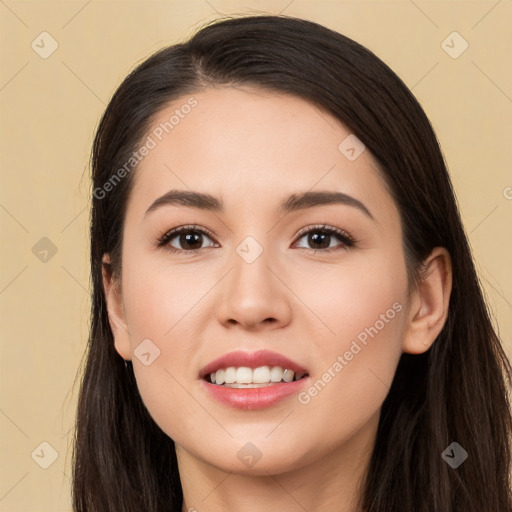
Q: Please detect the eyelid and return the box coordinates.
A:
[293,223,354,242]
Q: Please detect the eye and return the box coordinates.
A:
[293,224,355,253]
[156,225,218,253]
[156,223,356,254]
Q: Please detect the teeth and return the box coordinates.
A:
[253,366,271,383]
[214,370,224,385]
[235,367,253,384]
[209,366,306,386]
[269,366,283,382]
[282,369,294,382]
[224,367,236,383]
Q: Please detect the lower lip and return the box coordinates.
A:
[200,377,309,410]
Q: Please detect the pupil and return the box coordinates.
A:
[181,232,202,250]
[310,232,329,249]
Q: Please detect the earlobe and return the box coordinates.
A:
[101,254,132,361]
[402,247,453,355]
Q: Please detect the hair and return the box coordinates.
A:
[72,14,512,512]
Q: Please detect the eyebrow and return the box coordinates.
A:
[144,189,374,220]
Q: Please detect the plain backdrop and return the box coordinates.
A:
[0,0,511,509]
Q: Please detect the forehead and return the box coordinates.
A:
[125,86,397,225]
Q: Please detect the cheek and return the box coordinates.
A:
[294,247,408,353]
[294,253,407,423]
[119,253,219,440]
[121,251,211,342]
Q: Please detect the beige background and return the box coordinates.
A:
[0,0,511,509]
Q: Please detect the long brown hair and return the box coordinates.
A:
[72,14,512,511]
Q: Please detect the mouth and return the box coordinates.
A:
[205,366,309,388]
[199,349,310,388]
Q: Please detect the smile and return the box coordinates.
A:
[207,366,307,387]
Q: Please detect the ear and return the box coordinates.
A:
[402,247,452,354]
[102,254,132,361]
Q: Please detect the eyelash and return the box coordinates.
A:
[156,224,357,255]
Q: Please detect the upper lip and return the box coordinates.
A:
[199,349,309,379]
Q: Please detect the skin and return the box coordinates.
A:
[102,86,452,512]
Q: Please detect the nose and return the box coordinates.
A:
[215,243,293,331]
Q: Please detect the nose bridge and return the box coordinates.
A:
[230,232,275,300]
[228,215,275,280]
[215,231,292,329]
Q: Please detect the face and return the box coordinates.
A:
[106,86,413,475]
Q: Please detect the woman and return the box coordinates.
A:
[72,14,512,512]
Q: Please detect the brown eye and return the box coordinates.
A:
[157,225,218,253]
[294,225,355,253]
[176,231,204,250]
